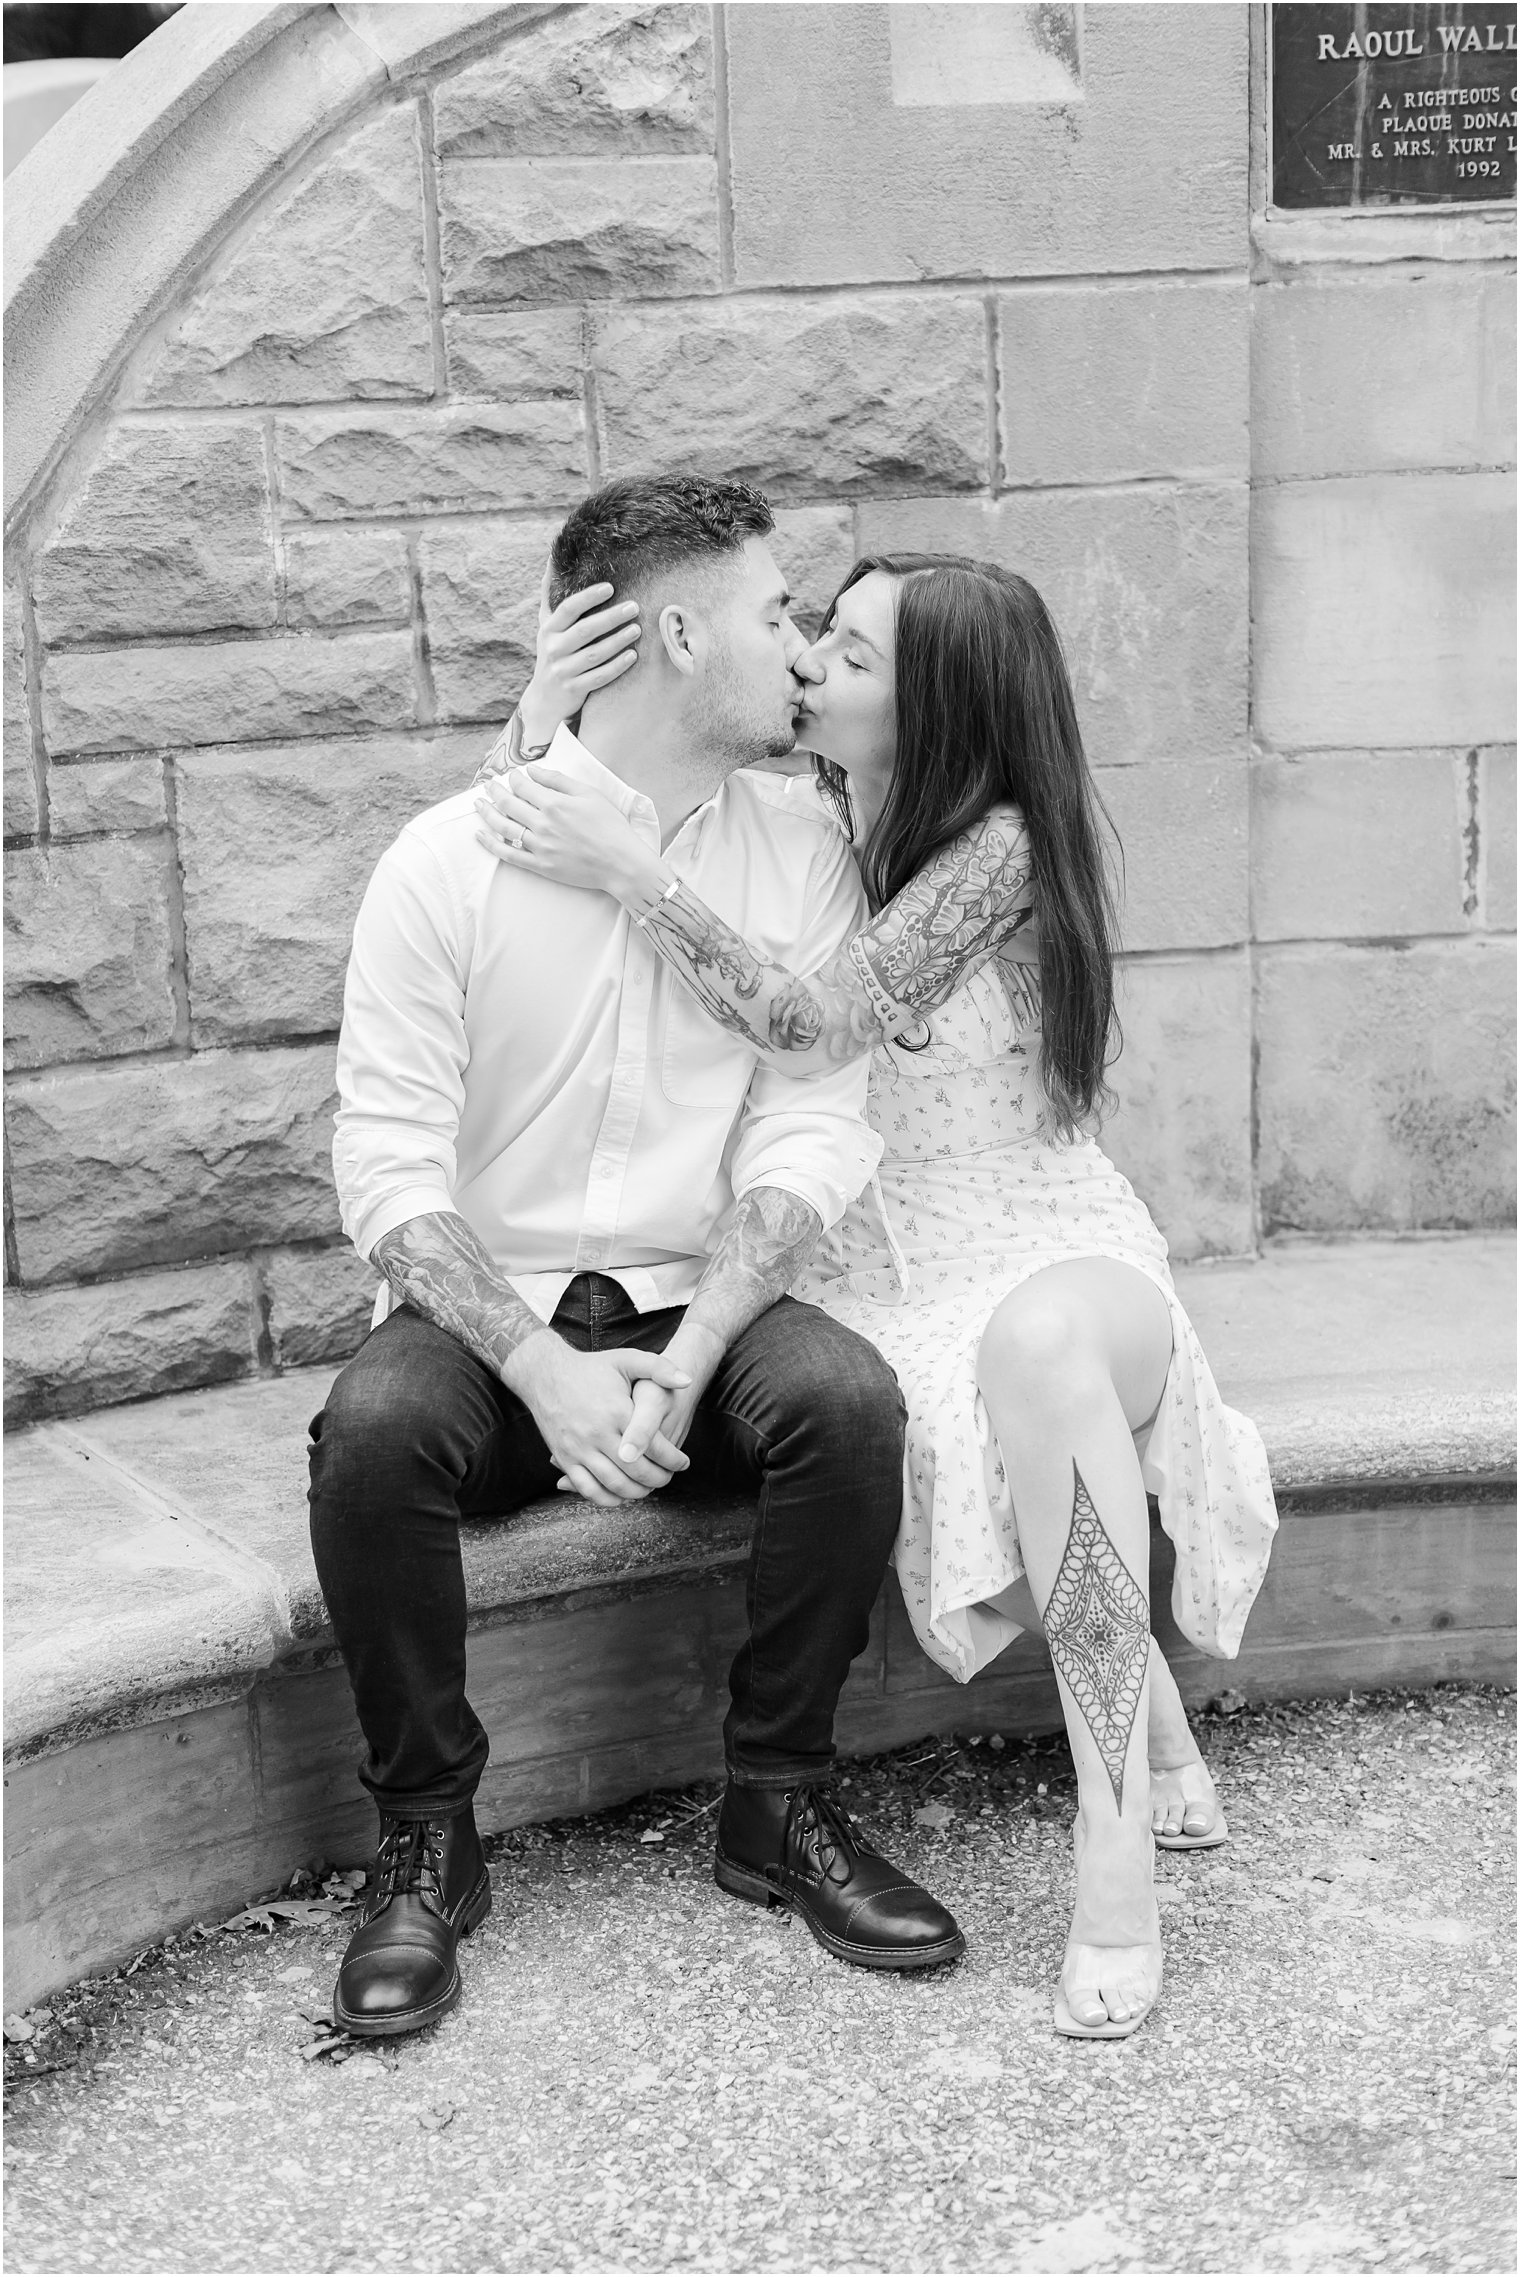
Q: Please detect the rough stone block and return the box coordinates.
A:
[41,632,417,757]
[261,1244,377,1371]
[1252,270,1517,481]
[1252,751,1470,943]
[275,403,587,521]
[47,758,167,841]
[1482,746,1516,931]
[3,1262,257,1428]
[31,423,275,647]
[282,527,410,629]
[596,296,989,498]
[1093,762,1248,953]
[1253,473,1516,752]
[858,487,1247,768]
[1100,951,1254,1262]
[770,506,856,637]
[441,156,720,303]
[1258,942,1516,1233]
[176,733,485,1042]
[6,1043,341,1285]
[725,3,1245,286]
[445,308,584,398]
[4,566,38,839]
[3,839,177,1071]
[1001,280,1248,485]
[131,107,432,408]
[434,5,714,155]
[419,519,557,721]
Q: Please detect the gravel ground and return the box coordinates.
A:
[4,1684,1514,2276]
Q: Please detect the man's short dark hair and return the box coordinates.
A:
[549,475,775,608]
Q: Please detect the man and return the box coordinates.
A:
[311,476,964,2038]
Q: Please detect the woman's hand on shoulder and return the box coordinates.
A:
[475,762,660,904]
[518,565,642,749]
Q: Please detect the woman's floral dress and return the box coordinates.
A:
[795,946,1279,1687]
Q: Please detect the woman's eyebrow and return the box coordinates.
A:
[837,619,884,656]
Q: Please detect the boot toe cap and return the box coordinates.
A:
[849,1884,964,1955]
[337,1940,455,2025]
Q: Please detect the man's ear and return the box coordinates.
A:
[658,602,700,679]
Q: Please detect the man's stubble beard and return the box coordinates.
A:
[692,640,797,775]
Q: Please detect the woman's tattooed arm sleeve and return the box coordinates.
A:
[630,810,1035,1077]
[371,1210,548,1380]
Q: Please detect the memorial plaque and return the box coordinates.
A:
[1271,3,1517,207]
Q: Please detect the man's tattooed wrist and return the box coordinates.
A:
[372,1211,546,1381]
[684,1187,823,1352]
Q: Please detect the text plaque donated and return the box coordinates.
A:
[1271,3,1517,207]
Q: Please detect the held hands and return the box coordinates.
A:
[509,1337,694,1506]
[518,567,642,751]
[475,761,658,900]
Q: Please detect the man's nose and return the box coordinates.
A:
[788,631,825,685]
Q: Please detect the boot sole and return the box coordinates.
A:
[334,1869,492,2039]
[714,1850,966,1973]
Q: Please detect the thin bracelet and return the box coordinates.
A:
[632,876,682,930]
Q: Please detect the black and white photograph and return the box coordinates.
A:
[2,1,1515,2270]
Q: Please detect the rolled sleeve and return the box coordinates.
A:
[333,834,470,1263]
[728,823,881,1231]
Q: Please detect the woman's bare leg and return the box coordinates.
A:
[1148,1646,1223,1840]
[976,1258,1174,2029]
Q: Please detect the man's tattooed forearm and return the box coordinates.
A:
[683,1187,823,1352]
[371,1211,546,1380]
[1042,1464,1150,1812]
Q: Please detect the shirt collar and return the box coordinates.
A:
[545,723,651,825]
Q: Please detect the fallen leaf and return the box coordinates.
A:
[914,1803,954,1832]
[298,2033,350,2063]
[638,1829,665,1846]
[419,2104,456,2131]
[3,2018,35,2045]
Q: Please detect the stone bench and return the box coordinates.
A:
[5,1235,1515,2010]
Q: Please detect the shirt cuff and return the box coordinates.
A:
[731,1154,876,1236]
[348,1185,457,1265]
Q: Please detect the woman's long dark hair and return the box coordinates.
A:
[816,553,1121,1134]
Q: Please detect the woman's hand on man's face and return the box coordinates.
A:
[517,567,642,748]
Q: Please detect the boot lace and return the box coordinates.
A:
[369,1818,449,1918]
[787,1787,859,1887]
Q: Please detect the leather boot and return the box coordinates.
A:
[334,1806,491,2037]
[714,1781,964,1971]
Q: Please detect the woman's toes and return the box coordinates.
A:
[1182,1797,1215,1835]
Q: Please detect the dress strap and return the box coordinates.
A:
[868,1170,914,1300]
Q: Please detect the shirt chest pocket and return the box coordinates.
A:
[659,990,757,1111]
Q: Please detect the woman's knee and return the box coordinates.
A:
[976,1291,1109,1414]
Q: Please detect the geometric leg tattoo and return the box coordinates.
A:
[1043,1463,1150,1813]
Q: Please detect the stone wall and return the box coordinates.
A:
[3,2,1515,1426]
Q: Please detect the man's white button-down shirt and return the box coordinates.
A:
[334,725,883,1326]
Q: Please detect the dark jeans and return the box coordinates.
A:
[308,1276,907,1819]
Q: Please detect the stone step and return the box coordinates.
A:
[4,1235,1514,2010]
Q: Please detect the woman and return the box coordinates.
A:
[475,555,1278,2039]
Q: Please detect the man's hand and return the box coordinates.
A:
[509,1334,693,1505]
[603,1323,725,1493]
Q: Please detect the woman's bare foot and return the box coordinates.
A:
[1147,1639,1225,1843]
[1057,1812,1162,2036]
